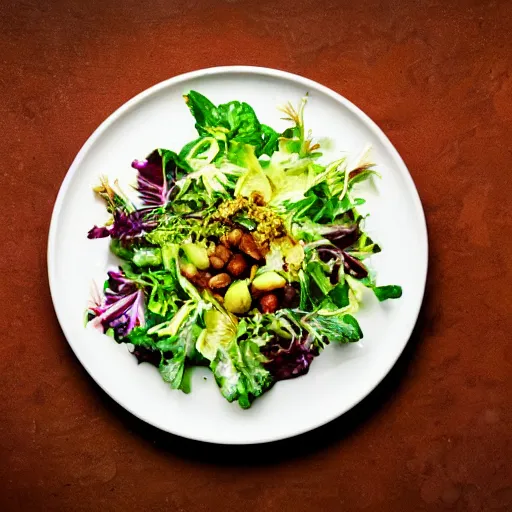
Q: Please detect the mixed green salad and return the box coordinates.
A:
[87,91,402,408]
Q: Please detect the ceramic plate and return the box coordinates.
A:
[48,66,427,444]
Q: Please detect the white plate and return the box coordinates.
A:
[48,66,428,444]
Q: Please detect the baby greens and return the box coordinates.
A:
[87,91,402,408]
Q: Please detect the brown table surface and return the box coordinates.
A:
[1,0,511,510]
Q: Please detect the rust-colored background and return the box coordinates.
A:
[1,0,511,510]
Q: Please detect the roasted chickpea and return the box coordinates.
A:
[227,229,243,247]
[239,233,263,261]
[209,255,225,269]
[226,253,248,277]
[208,273,232,289]
[214,244,232,263]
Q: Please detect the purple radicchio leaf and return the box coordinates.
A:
[316,247,344,284]
[87,210,157,240]
[321,223,360,250]
[261,334,318,382]
[132,150,174,207]
[89,269,146,337]
[87,225,111,239]
[342,251,368,279]
[316,245,368,281]
[317,246,342,263]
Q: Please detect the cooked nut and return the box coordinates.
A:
[227,229,243,247]
[195,271,212,288]
[260,293,279,314]
[208,273,232,289]
[239,233,263,260]
[214,244,232,263]
[185,269,212,288]
[209,255,225,269]
[226,253,248,277]
[220,234,230,247]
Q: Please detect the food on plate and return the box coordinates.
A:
[86,91,402,408]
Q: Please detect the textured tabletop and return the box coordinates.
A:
[1,1,511,511]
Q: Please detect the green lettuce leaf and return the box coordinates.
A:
[210,338,273,409]
[156,304,204,391]
[132,247,162,267]
[159,350,185,389]
[183,91,220,132]
[196,307,237,361]
[183,91,279,157]
[231,142,272,202]
[372,285,403,301]
[306,312,363,344]
[179,136,220,171]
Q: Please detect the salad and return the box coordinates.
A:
[86,91,402,408]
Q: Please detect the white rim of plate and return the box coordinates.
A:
[47,66,428,444]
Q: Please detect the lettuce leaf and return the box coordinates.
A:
[184,91,278,157]
[231,142,272,203]
[372,284,403,301]
[196,307,237,361]
[211,338,273,409]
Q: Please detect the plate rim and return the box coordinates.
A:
[47,65,428,445]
